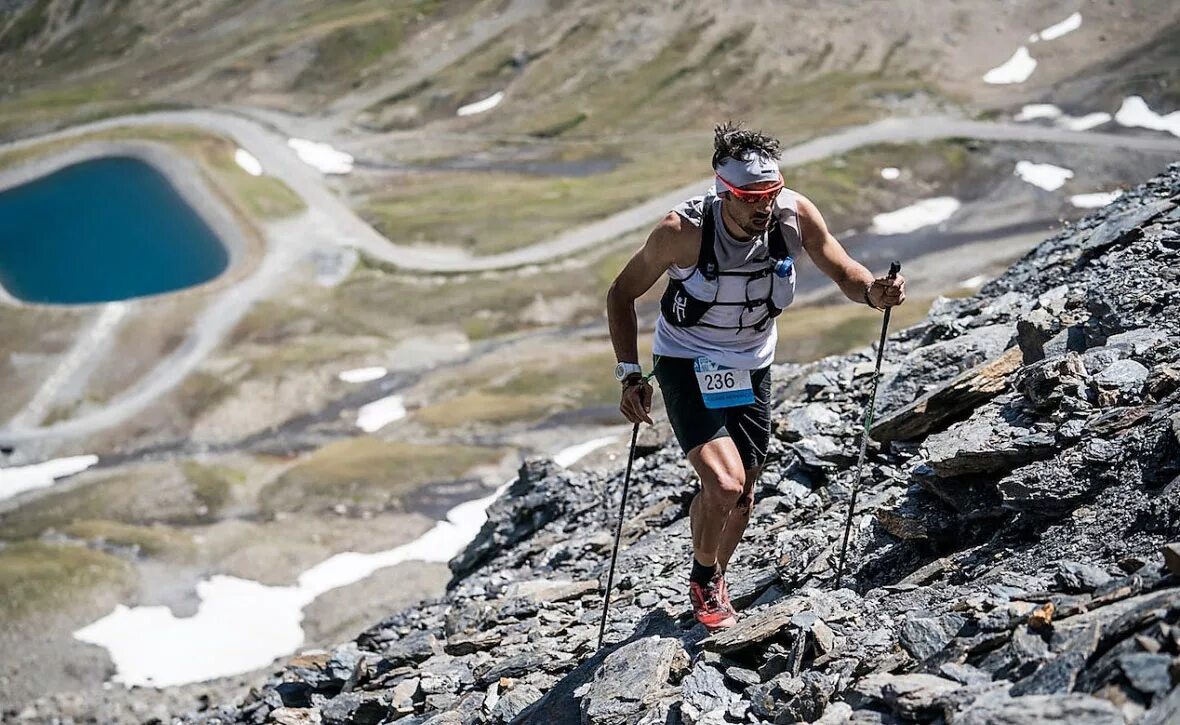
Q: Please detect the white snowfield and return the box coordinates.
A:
[73,436,611,687]
[984,46,1037,85]
[870,197,961,235]
[1030,12,1082,42]
[552,436,617,468]
[880,167,900,180]
[338,367,388,383]
[457,91,504,116]
[233,148,263,176]
[1070,190,1123,209]
[1014,161,1074,192]
[0,455,99,502]
[1116,96,1180,138]
[356,394,406,432]
[287,138,354,175]
[1015,104,1111,132]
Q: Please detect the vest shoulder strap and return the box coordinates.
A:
[698,203,720,280]
[768,218,789,260]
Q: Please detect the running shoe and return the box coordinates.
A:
[689,578,737,630]
[712,572,737,619]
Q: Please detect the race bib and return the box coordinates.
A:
[694,357,755,409]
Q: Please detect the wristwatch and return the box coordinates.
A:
[863,283,882,311]
[614,362,643,383]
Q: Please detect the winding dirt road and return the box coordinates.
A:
[1,108,1178,447]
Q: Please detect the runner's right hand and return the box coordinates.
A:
[619,380,653,425]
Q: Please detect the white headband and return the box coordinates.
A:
[714,152,781,195]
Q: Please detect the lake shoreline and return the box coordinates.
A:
[0,140,249,308]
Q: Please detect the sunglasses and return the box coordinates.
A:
[717,173,784,204]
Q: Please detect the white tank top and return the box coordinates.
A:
[652,189,803,370]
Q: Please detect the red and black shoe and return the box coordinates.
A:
[712,573,738,620]
[689,577,737,631]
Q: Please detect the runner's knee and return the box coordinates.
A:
[702,468,745,508]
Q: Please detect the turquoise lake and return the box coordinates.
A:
[0,156,229,304]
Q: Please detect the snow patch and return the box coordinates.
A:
[457,91,504,117]
[1014,105,1110,131]
[233,149,263,176]
[1029,12,1082,42]
[1070,190,1123,209]
[1014,161,1074,191]
[880,167,900,180]
[1015,104,1061,121]
[0,455,99,502]
[1115,96,1180,138]
[75,480,509,688]
[356,395,405,432]
[553,436,618,468]
[959,274,989,289]
[1058,112,1111,131]
[73,428,618,688]
[870,197,961,235]
[338,367,387,384]
[983,46,1037,85]
[287,138,354,175]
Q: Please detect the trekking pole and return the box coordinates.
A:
[598,421,641,649]
[835,261,901,585]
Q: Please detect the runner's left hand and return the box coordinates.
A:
[869,274,906,308]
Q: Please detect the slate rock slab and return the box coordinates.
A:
[579,636,688,725]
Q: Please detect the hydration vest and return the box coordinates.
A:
[659,203,796,334]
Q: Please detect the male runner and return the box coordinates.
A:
[606,122,906,630]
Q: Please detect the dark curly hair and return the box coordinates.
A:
[711,121,782,169]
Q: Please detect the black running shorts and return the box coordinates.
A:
[652,355,772,470]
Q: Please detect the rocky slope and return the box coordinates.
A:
[182,162,1178,724]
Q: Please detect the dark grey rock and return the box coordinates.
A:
[1080,198,1176,257]
[1055,561,1114,593]
[1017,308,1061,364]
[680,661,736,714]
[450,458,565,581]
[846,673,960,717]
[476,652,549,686]
[1010,651,1089,696]
[922,397,1051,478]
[1093,358,1149,397]
[359,630,441,667]
[899,613,966,662]
[723,666,760,687]
[1118,653,1173,697]
[879,323,1013,412]
[320,692,390,725]
[939,663,993,686]
[779,402,842,442]
[579,636,688,725]
[1104,329,1170,360]
[490,684,543,723]
[955,692,1124,724]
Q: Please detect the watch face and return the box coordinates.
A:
[614,363,625,381]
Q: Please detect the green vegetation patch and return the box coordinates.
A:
[415,343,645,431]
[0,541,133,620]
[181,461,245,516]
[0,0,51,54]
[416,391,554,428]
[60,519,195,560]
[260,437,500,513]
[359,142,702,255]
[783,140,971,233]
[0,462,232,541]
